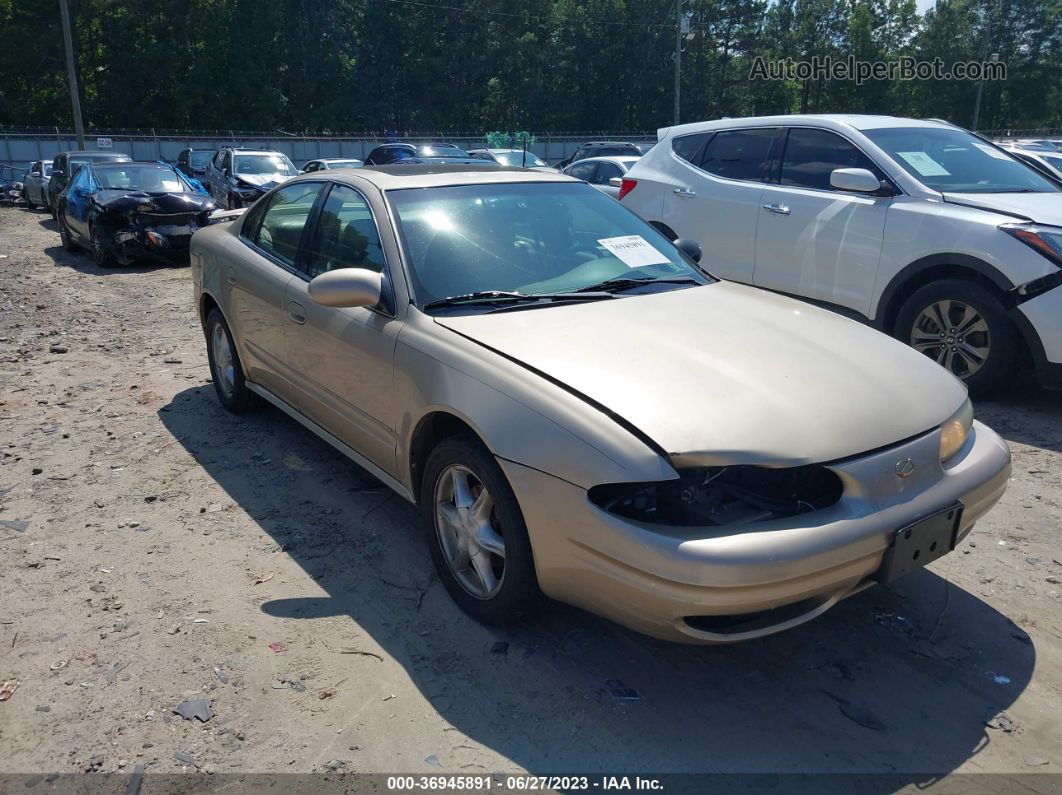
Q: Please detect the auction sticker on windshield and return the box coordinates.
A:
[598,235,670,268]
[897,151,950,177]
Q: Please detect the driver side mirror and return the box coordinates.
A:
[673,238,702,263]
[830,167,883,193]
[308,268,383,308]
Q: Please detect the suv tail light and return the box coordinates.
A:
[617,178,637,200]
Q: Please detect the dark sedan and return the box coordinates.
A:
[363,143,490,166]
[57,161,217,267]
[48,150,132,219]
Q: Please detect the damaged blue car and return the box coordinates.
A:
[57,161,218,268]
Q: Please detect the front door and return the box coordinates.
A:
[283,182,401,476]
[226,180,325,405]
[661,127,778,283]
[753,127,890,316]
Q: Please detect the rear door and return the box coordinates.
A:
[25,162,41,202]
[226,180,325,405]
[753,127,890,315]
[661,127,778,282]
[283,182,401,474]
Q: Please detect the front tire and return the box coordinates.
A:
[58,216,79,251]
[421,434,542,625]
[90,223,118,268]
[24,191,37,210]
[204,308,259,413]
[895,278,1017,396]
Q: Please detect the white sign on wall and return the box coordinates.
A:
[96,137,113,149]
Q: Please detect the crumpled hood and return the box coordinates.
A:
[235,173,289,189]
[434,282,967,466]
[95,190,215,215]
[944,192,1062,225]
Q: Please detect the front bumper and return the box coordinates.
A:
[1012,280,1062,389]
[113,222,197,265]
[501,420,1011,644]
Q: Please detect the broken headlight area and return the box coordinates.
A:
[588,465,844,527]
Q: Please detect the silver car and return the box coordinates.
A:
[562,155,641,198]
[190,166,1010,643]
[22,160,53,210]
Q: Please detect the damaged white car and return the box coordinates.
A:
[190,166,1011,643]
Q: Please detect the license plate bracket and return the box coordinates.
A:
[876,502,963,583]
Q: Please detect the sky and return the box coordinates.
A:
[916,0,936,12]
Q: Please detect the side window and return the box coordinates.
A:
[593,162,623,184]
[672,132,713,165]
[780,128,881,191]
[250,182,323,267]
[700,128,777,182]
[304,184,386,278]
[304,162,317,172]
[32,162,41,175]
[568,161,597,181]
[213,151,224,169]
[222,152,232,173]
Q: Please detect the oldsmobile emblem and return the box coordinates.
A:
[895,458,916,478]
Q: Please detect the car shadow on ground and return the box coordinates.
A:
[976,382,1062,453]
[159,385,1033,778]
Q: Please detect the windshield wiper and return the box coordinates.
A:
[423,290,614,311]
[575,275,703,293]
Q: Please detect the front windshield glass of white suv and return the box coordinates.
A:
[388,182,711,310]
[865,128,1059,193]
[234,154,298,176]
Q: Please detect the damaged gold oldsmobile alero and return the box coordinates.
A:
[56,161,220,267]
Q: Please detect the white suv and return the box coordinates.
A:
[620,115,1062,395]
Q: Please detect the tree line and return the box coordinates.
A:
[0,0,1058,134]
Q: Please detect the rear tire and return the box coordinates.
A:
[421,434,542,625]
[895,278,1017,397]
[204,308,260,413]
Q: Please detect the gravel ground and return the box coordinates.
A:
[1,205,1060,785]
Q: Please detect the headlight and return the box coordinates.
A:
[939,399,974,463]
[1000,223,1062,267]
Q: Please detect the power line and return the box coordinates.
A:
[383,0,674,29]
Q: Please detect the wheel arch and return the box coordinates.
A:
[407,410,487,506]
[875,254,1015,334]
[648,220,678,241]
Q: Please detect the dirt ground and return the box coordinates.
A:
[1,204,1061,786]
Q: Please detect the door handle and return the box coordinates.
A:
[762,203,791,215]
[288,301,306,325]
[673,187,696,198]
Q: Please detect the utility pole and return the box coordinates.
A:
[971,1,993,131]
[673,0,682,125]
[59,0,85,150]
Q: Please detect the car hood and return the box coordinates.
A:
[944,191,1062,224]
[95,190,216,214]
[235,173,290,188]
[433,282,967,467]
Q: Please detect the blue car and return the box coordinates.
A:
[363,142,494,166]
[56,161,217,267]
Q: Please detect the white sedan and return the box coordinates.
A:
[562,156,640,198]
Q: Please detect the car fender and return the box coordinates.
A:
[393,313,677,494]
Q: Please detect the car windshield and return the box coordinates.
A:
[328,160,363,168]
[388,182,711,310]
[94,164,188,192]
[865,127,1059,193]
[415,145,470,158]
[493,151,548,167]
[234,154,298,176]
[189,151,213,168]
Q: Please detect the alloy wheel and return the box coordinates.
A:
[211,322,236,399]
[910,299,990,379]
[433,464,506,599]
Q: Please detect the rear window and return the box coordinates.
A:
[700,128,777,182]
[672,132,713,165]
[596,145,640,157]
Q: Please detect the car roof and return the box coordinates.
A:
[582,141,639,146]
[61,150,130,157]
[314,164,575,190]
[92,160,175,169]
[659,114,960,140]
[230,149,284,155]
[320,157,362,162]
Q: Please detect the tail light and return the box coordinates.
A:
[617,178,637,200]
